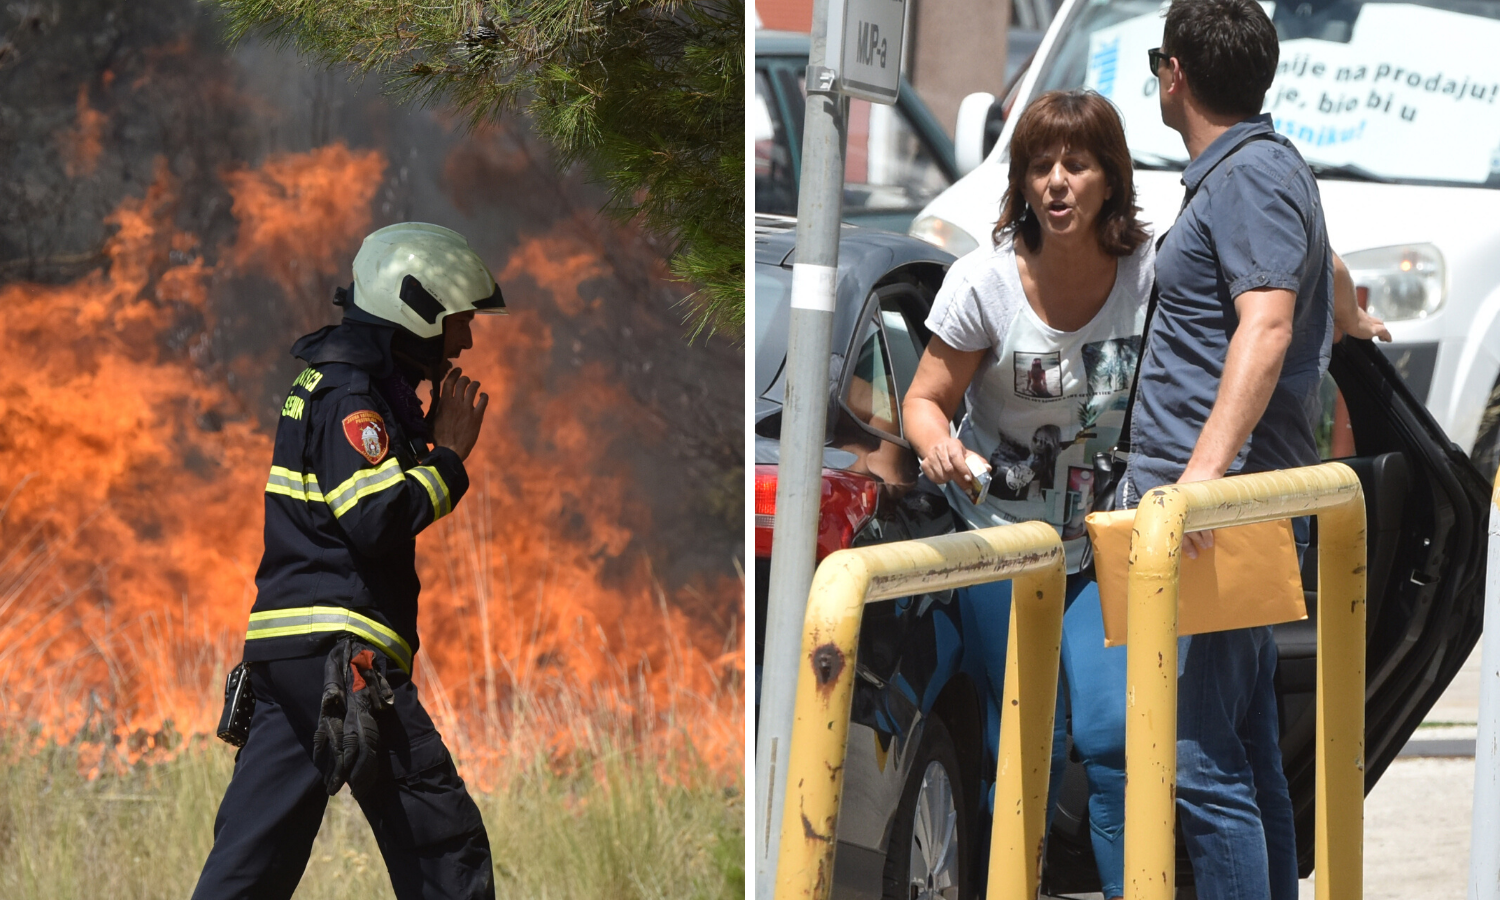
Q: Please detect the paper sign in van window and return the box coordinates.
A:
[1083,2,1500,185]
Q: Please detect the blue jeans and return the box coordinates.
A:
[957,516,1307,900]
[1172,516,1306,900]
[957,573,1128,898]
[1175,627,1296,900]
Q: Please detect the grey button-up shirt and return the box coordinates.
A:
[1125,114,1334,499]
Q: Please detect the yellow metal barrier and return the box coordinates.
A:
[1123,463,1367,900]
[773,521,1066,900]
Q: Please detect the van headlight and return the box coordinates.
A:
[1342,243,1446,321]
[909,215,980,256]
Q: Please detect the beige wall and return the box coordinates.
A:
[908,0,1011,139]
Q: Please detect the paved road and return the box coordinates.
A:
[1323,644,1484,900]
[1309,644,1482,900]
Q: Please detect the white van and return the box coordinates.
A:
[910,0,1500,478]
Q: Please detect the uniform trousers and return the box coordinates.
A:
[192,653,495,900]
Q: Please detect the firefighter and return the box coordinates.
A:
[194,223,506,900]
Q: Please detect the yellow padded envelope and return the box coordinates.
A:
[1084,509,1306,647]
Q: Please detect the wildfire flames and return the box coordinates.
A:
[0,132,742,781]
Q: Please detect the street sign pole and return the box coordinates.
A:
[753,0,906,895]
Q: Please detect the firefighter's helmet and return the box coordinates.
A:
[345,223,506,339]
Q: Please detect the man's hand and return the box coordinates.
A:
[430,367,488,461]
[1175,463,1222,559]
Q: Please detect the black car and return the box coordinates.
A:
[753,215,1492,899]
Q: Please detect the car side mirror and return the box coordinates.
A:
[955,92,999,175]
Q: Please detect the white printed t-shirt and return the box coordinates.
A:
[925,234,1154,573]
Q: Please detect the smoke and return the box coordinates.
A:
[0,0,742,780]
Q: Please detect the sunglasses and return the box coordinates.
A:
[1148,47,1168,74]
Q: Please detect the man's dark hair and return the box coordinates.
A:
[1163,0,1280,117]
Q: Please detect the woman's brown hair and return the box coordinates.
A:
[993,90,1148,257]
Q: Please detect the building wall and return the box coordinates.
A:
[909,0,1010,138]
[754,0,1013,139]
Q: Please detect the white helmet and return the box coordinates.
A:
[347,222,506,339]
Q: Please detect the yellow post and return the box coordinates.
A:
[1121,463,1366,900]
[987,565,1068,900]
[1123,486,1188,900]
[773,521,1066,900]
[1314,489,1367,900]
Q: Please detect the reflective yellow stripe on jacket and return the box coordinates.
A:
[245,606,413,673]
[323,458,404,517]
[265,467,324,503]
[265,458,453,522]
[406,464,452,520]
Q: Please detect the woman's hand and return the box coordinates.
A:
[920,438,989,487]
[903,336,989,488]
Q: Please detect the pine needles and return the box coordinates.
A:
[212,0,745,338]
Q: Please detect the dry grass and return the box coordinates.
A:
[0,483,744,898]
[0,727,743,900]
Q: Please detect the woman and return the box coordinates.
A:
[902,89,1149,900]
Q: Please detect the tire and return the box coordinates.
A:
[883,717,969,900]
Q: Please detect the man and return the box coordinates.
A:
[194,222,507,899]
[1126,3,1388,899]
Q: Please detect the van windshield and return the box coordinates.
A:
[1031,0,1500,187]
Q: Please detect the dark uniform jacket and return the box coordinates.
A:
[243,322,468,672]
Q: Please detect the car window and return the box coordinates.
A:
[846,316,902,440]
[879,303,925,399]
[755,69,798,215]
[844,96,953,213]
[1315,370,1360,459]
[754,264,790,358]
[1030,0,1500,187]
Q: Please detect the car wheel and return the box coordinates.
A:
[883,717,968,900]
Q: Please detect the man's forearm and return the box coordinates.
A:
[1183,293,1295,481]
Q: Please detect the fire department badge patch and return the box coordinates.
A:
[342,411,389,465]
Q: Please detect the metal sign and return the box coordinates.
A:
[835,0,906,104]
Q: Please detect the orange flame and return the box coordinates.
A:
[0,142,742,783]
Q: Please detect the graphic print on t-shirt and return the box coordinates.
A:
[1082,336,1141,394]
[986,424,1062,502]
[1063,466,1095,540]
[1013,350,1063,398]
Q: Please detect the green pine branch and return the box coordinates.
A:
[212,0,745,339]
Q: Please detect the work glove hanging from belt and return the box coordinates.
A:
[312,638,395,796]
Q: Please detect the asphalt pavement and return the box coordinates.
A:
[1306,643,1484,900]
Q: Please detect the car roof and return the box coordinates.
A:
[754,217,953,400]
[754,30,812,57]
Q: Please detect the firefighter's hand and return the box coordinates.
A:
[431,367,488,461]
